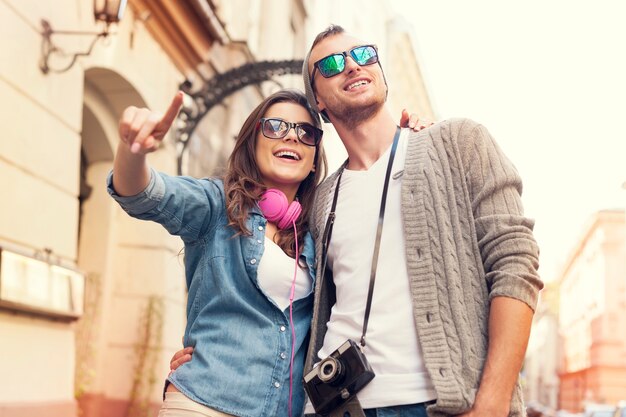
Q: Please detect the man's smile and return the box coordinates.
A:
[343,77,371,92]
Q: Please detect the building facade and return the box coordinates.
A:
[0,1,433,416]
[557,210,626,411]
[524,282,560,411]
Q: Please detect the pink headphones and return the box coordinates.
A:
[258,189,302,229]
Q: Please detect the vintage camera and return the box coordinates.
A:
[303,339,375,415]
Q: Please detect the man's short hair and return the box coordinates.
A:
[302,25,346,123]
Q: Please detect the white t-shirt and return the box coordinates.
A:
[315,130,436,409]
[257,237,311,311]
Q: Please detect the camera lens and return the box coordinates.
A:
[321,362,335,378]
[318,357,342,383]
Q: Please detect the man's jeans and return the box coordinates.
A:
[364,402,430,417]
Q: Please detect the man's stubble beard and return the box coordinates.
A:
[324,89,386,130]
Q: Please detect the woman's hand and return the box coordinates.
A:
[168,346,194,375]
[399,109,434,132]
[118,91,184,154]
[112,92,184,196]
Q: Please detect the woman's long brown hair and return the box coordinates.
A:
[223,89,328,258]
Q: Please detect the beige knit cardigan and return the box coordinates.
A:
[304,118,542,417]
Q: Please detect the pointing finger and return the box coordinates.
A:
[155,92,184,136]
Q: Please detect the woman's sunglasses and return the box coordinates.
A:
[311,45,379,81]
[258,118,323,147]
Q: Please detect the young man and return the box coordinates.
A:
[301,25,542,417]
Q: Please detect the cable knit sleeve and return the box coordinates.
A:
[458,120,543,311]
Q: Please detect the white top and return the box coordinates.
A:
[316,129,436,409]
[257,237,311,311]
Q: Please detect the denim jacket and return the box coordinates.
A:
[107,169,316,417]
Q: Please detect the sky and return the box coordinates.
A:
[385,0,626,280]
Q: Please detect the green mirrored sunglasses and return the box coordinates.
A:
[311,45,379,81]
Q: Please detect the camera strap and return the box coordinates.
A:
[320,126,401,348]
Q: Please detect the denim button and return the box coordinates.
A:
[280,325,286,332]
[280,352,287,359]
[274,381,280,388]
[257,239,262,244]
[250,259,257,265]
[258,226,264,231]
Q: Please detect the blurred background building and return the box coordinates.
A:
[556,210,626,412]
[0,1,433,416]
[524,281,560,411]
[524,209,626,415]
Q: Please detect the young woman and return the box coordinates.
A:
[108,89,327,417]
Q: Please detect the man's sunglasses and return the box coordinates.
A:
[257,118,323,147]
[311,45,379,80]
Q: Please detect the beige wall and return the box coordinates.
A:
[0,0,188,415]
[386,17,435,122]
[0,315,76,400]
[1,1,85,413]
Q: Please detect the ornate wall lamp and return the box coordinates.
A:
[39,0,127,74]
